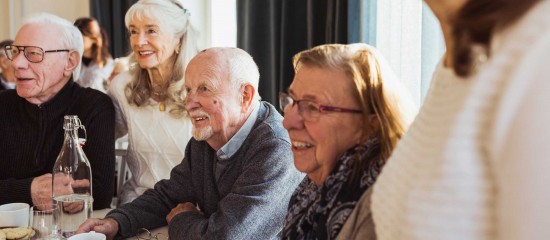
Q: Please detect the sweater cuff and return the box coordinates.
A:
[105,211,133,239]
[169,211,206,239]
[5,177,34,204]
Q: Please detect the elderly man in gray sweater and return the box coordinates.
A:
[78,47,303,239]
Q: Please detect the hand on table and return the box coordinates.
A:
[166,202,201,223]
[77,218,119,240]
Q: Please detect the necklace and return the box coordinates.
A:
[159,102,166,112]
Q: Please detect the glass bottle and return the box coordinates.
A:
[52,115,93,238]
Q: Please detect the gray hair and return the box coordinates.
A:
[226,49,261,101]
[22,13,84,81]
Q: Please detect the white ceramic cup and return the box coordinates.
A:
[0,203,30,227]
[67,231,106,240]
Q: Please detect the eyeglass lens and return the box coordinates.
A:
[5,46,44,63]
[136,228,167,240]
[279,93,321,121]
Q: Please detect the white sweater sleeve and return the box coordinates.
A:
[107,72,130,139]
[491,29,550,240]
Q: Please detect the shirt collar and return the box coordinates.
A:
[216,101,260,160]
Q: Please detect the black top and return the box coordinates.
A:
[0,79,116,209]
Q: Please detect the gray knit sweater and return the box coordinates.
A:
[106,102,303,239]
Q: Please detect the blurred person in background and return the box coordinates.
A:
[0,39,16,91]
[108,0,200,205]
[0,13,115,210]
[281,43,415,240]
[371,0,550,239]
[74,17,114,92]
[104,53,132,90]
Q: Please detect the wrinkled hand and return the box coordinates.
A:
[60,178,90,213]
[166,202,201,223]
[52,173,74,196]
[77,218,119,240]
[61,200,85,214]
[31,174,54,210]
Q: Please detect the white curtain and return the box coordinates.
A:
[350,0,445,106]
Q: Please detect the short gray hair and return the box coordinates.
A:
[226,49,261,101]
[22,13,84,81]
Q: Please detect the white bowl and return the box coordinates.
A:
[0,203,30,227]
[68,231,106,240]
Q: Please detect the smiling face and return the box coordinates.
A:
[128,16,179,75]
[184,51,244,150]
[283,65,364,185]
[12,24,72,105]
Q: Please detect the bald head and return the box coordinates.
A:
[184,47,261,150]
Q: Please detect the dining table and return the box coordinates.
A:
[91,209,169,239]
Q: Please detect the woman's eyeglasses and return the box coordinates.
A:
[135,228,168,240]
[279,92,362,121]
[4,45,70,63]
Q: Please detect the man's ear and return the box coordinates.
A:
[63,51,79,77]
[240,83,256,113]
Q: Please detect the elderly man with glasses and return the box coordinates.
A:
[0,13,115,211]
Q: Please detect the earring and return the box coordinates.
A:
[175,49,180,54]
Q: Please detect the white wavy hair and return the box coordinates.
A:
[22,13,84,81]
[125,0,200,68]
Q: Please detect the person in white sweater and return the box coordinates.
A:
[369,0,550,239]
[109,0,200,205]
[74,17,114,93]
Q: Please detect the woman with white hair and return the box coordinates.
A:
[109,0,200,205]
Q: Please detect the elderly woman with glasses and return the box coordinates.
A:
[280,43,416,240]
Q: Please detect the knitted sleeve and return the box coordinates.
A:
[105,140,196,238]
[107,72,130,139]
[168,106,303,240]
[78,90,116,210]
[0,92,35,205]
[489,20,550,239]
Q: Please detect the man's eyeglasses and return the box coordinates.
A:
[3,45,70,63]
[279,92,362,121]
[135,228,167,240]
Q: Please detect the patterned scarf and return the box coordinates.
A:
[282,138,381,240]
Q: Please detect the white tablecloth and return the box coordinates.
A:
[92,209,168,239]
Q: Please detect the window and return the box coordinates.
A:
[210,0,237,47]
[351,0,445,106]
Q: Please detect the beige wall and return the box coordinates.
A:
[0,0,12,40]
[0,0,89,40]
[0,0,235,51]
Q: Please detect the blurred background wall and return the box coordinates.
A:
[0,0,236,58]
[0,0,89,40]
